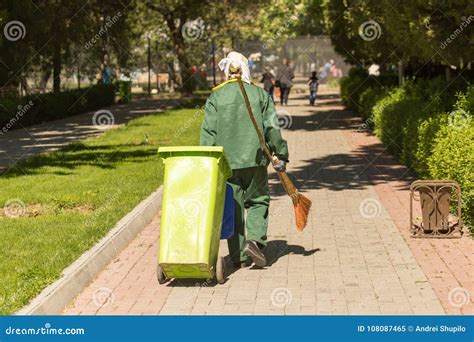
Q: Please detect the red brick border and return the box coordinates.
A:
[342,127,473,315]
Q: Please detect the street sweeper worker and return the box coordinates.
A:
[200,51,289,269]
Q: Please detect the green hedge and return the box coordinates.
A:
[340,68,397,117]
[341,68,473,228]
[0,84,115,131]
[428,112,473,226]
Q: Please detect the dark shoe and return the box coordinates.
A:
[232,259,249,269]
[244,240,267,267]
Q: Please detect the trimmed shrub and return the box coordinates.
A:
[0,84,115,132]
[340,67,397,118]
[428,112,473,227]
[343,67,473,228]
[403,78,468,167]
[454,86,474,113]
[359,86,388,121]
[414,113,449,177]
[372,77,467,160]
[372,85,422,157]
[340,68,372,112]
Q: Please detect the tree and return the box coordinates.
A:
[1,0,135,95]
[143,0,267,93]
[0,0,38,95]
[255,0,326,47]
[322,0,474,75]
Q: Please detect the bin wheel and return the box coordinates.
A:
[216,256,226,284]
[157,265,167,284]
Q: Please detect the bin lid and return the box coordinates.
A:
[158,146,232,178]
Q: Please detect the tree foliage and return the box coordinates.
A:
[323,0,473,71]
[0,0,134,94]
[142,0,267,92]
[1,0,471,96]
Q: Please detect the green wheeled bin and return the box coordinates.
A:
[118,80,132,103]
[157,146,232,284]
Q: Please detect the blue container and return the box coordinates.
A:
[220,184,235,239]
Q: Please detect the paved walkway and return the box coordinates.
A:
[63,85,472,315]
[0,96,187,173]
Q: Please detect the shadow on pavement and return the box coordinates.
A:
[163,240,320,288]
[0,97,202,173]
[264,240,320,267]
[268,93,415,194]
[1,142,159,178]
[268,148,414,195]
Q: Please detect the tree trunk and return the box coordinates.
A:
[146,4,196,93]
[53,41,61,94]
[166,15,195,93]
[398,60,404,86]
[445,66,451,82]
[167,62,177,87]
[19,75,29,96]
[77,65,81,89]
[39,64,52,93]
[175,42,194,94]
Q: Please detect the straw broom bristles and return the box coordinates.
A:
[278,171,312,231]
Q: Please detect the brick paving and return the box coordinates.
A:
[342,127,473,315]
[63,84,472,316]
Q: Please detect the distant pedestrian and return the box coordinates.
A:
[276,58,294,106]
[261,66,275,102]
[308,71,319,106]
[101,63,112,85]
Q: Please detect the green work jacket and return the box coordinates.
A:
[200,79,289,170]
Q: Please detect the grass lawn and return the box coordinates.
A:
[0,98,205,314]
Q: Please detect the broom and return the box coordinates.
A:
[236,76,312,231]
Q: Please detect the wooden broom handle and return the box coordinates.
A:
[236,77,297,196]
[236,77,274,163]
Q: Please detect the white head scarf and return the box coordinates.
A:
[218,51,251,84]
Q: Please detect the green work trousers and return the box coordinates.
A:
[227,166,270,262]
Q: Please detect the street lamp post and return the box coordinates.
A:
[212,38,216,87]
[147,36,151,96]
[156,41,160,92]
